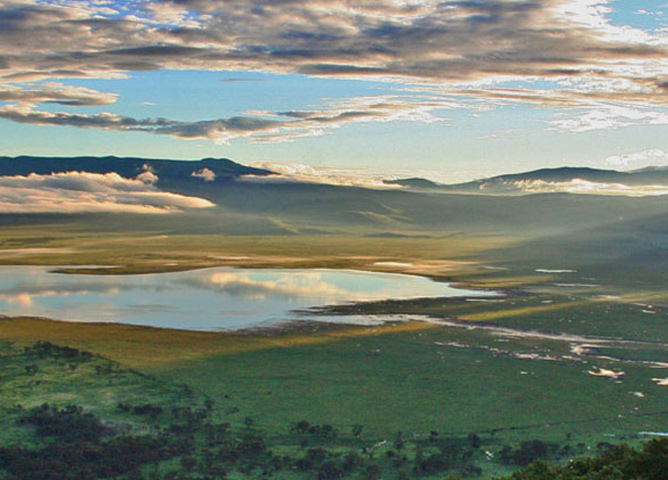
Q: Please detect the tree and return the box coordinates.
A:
[365,463,382,480]
[468,433,481,449]
[394,432,405,452]
[317,461,344,480]
[291,420,311,434]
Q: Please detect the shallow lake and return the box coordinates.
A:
[0,266,489,330]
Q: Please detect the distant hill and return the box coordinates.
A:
[391,166,668,194]
[628,165,668,182]
[383,177,442,189]
[0,156,272,186]
[2,156,668,237]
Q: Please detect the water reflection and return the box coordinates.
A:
[177,271,351,301]
[0,266,489,331]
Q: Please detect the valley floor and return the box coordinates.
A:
[2,228,668,479]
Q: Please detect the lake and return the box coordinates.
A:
[0,266,489,331]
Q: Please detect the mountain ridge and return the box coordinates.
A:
[0,155,273,181]
[1,156,668,237]
[391,166,668,194]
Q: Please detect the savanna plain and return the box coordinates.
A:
[3,157,668,480]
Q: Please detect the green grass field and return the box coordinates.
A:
[3,314,667,478]
[2,225,668,478]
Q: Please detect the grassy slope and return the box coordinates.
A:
[0,339,199,446]
[0,316,435,369]
[2,314,667,445]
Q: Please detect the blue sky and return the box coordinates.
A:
[608,0,667,30]
[1,0,667,182]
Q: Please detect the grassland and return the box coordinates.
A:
[0,339,199,445]
[2,223,668,478]
[3,313,668,478]
[0,224,517,276]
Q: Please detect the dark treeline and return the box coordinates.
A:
[4,401,668,480]
[24,341,94,361]
[1,404,191,480]
[20,403,108,442]
[500,439,668,480]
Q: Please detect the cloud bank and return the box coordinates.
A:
[0,171,215,214]
[516,178,668,196]
[0,92,458,144]
[0,0,666,141]
[244,161,407,189]
[1,0,666,88]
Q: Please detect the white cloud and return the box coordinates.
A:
[0,1,666,93]
[0,171,215,214]
[0,92,456,144]
[0,0,666,142]
[244,161,460,187]
[191,167,216,181]
[136,170,159,185]
[244,162,401,189]
[516,178,668,196]
[605,149,668,168]
[549,105,668,132]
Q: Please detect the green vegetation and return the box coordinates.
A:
[3,337,668,479]
[501,439,668,479]
[2,312,668,479]
[0,339,196,444]
[1,172,668,478]
[0,226,514,279]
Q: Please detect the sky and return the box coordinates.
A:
[0,0,667,183]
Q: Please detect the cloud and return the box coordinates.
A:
[0,0,667,140]
[191,167,216,181]
[177,271,349,300]
[0,82,117,106]
[0,1,666,90]
[515,178,668,196]
[549,104,668,132]
[245,161,458,186]
[136,163,159,185]
[244,162,403,189]
[0,102,281,143]
[605,149,668,168]
[0,93,457,144]
[0,171,215,214]
[220,77,268,83]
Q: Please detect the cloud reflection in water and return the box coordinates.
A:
[0,266,488,330]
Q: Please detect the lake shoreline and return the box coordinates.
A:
[0,264,495,332]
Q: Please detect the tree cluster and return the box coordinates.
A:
[502,438,668,480]
[24,341,93,361]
